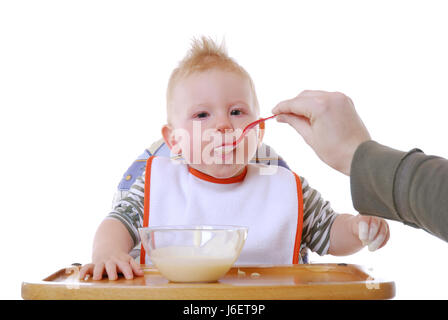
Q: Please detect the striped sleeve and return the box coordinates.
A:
[299,176,338,256]
[107,173,146,247]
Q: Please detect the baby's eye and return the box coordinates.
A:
[196,112,209,119]
[230,109,242,116]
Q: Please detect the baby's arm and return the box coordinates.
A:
[328,214,390,256]
[79,173,147,280]
[79,218,144,280]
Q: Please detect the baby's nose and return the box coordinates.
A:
[215,118,233,133]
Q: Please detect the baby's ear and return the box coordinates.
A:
[161,124,182,155]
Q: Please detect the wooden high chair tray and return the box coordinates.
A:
[21,263,395,300]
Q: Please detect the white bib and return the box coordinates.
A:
[141,156,303,265]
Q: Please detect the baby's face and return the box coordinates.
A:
[164,68,261,179]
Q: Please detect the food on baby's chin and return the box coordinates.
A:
[150,246,235,282]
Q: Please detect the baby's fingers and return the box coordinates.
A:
[93,262,106,280]
[358,216,378,245]
[130,258,144,277]
[79,264,93,280]
[115,260,134,280]
[105,261,119,280]
[368,220,389,252]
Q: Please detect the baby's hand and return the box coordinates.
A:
[353,214,390,252]
[79,251,144,281]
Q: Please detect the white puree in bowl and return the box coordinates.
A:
[150,246,235,282]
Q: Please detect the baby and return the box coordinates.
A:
[79,37,389,281]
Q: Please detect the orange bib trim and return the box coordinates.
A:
[140,155,155,265]
[292,172,304,264]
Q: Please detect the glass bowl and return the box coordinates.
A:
[138,225,248,282]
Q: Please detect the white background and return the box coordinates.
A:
[1,0,447,299]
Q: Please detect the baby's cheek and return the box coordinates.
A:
[244,130,260,158]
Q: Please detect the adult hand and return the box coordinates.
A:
[272,90,371,175]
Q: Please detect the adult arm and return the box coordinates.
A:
[351,140,448,242]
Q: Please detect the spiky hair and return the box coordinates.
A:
[166,36,259,121]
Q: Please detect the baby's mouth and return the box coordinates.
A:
[213,144,236,155]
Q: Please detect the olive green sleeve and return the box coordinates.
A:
[350,140,448,242]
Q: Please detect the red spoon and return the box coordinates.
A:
[214,114,277,153]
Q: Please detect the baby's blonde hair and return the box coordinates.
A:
[166,36,259,122]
